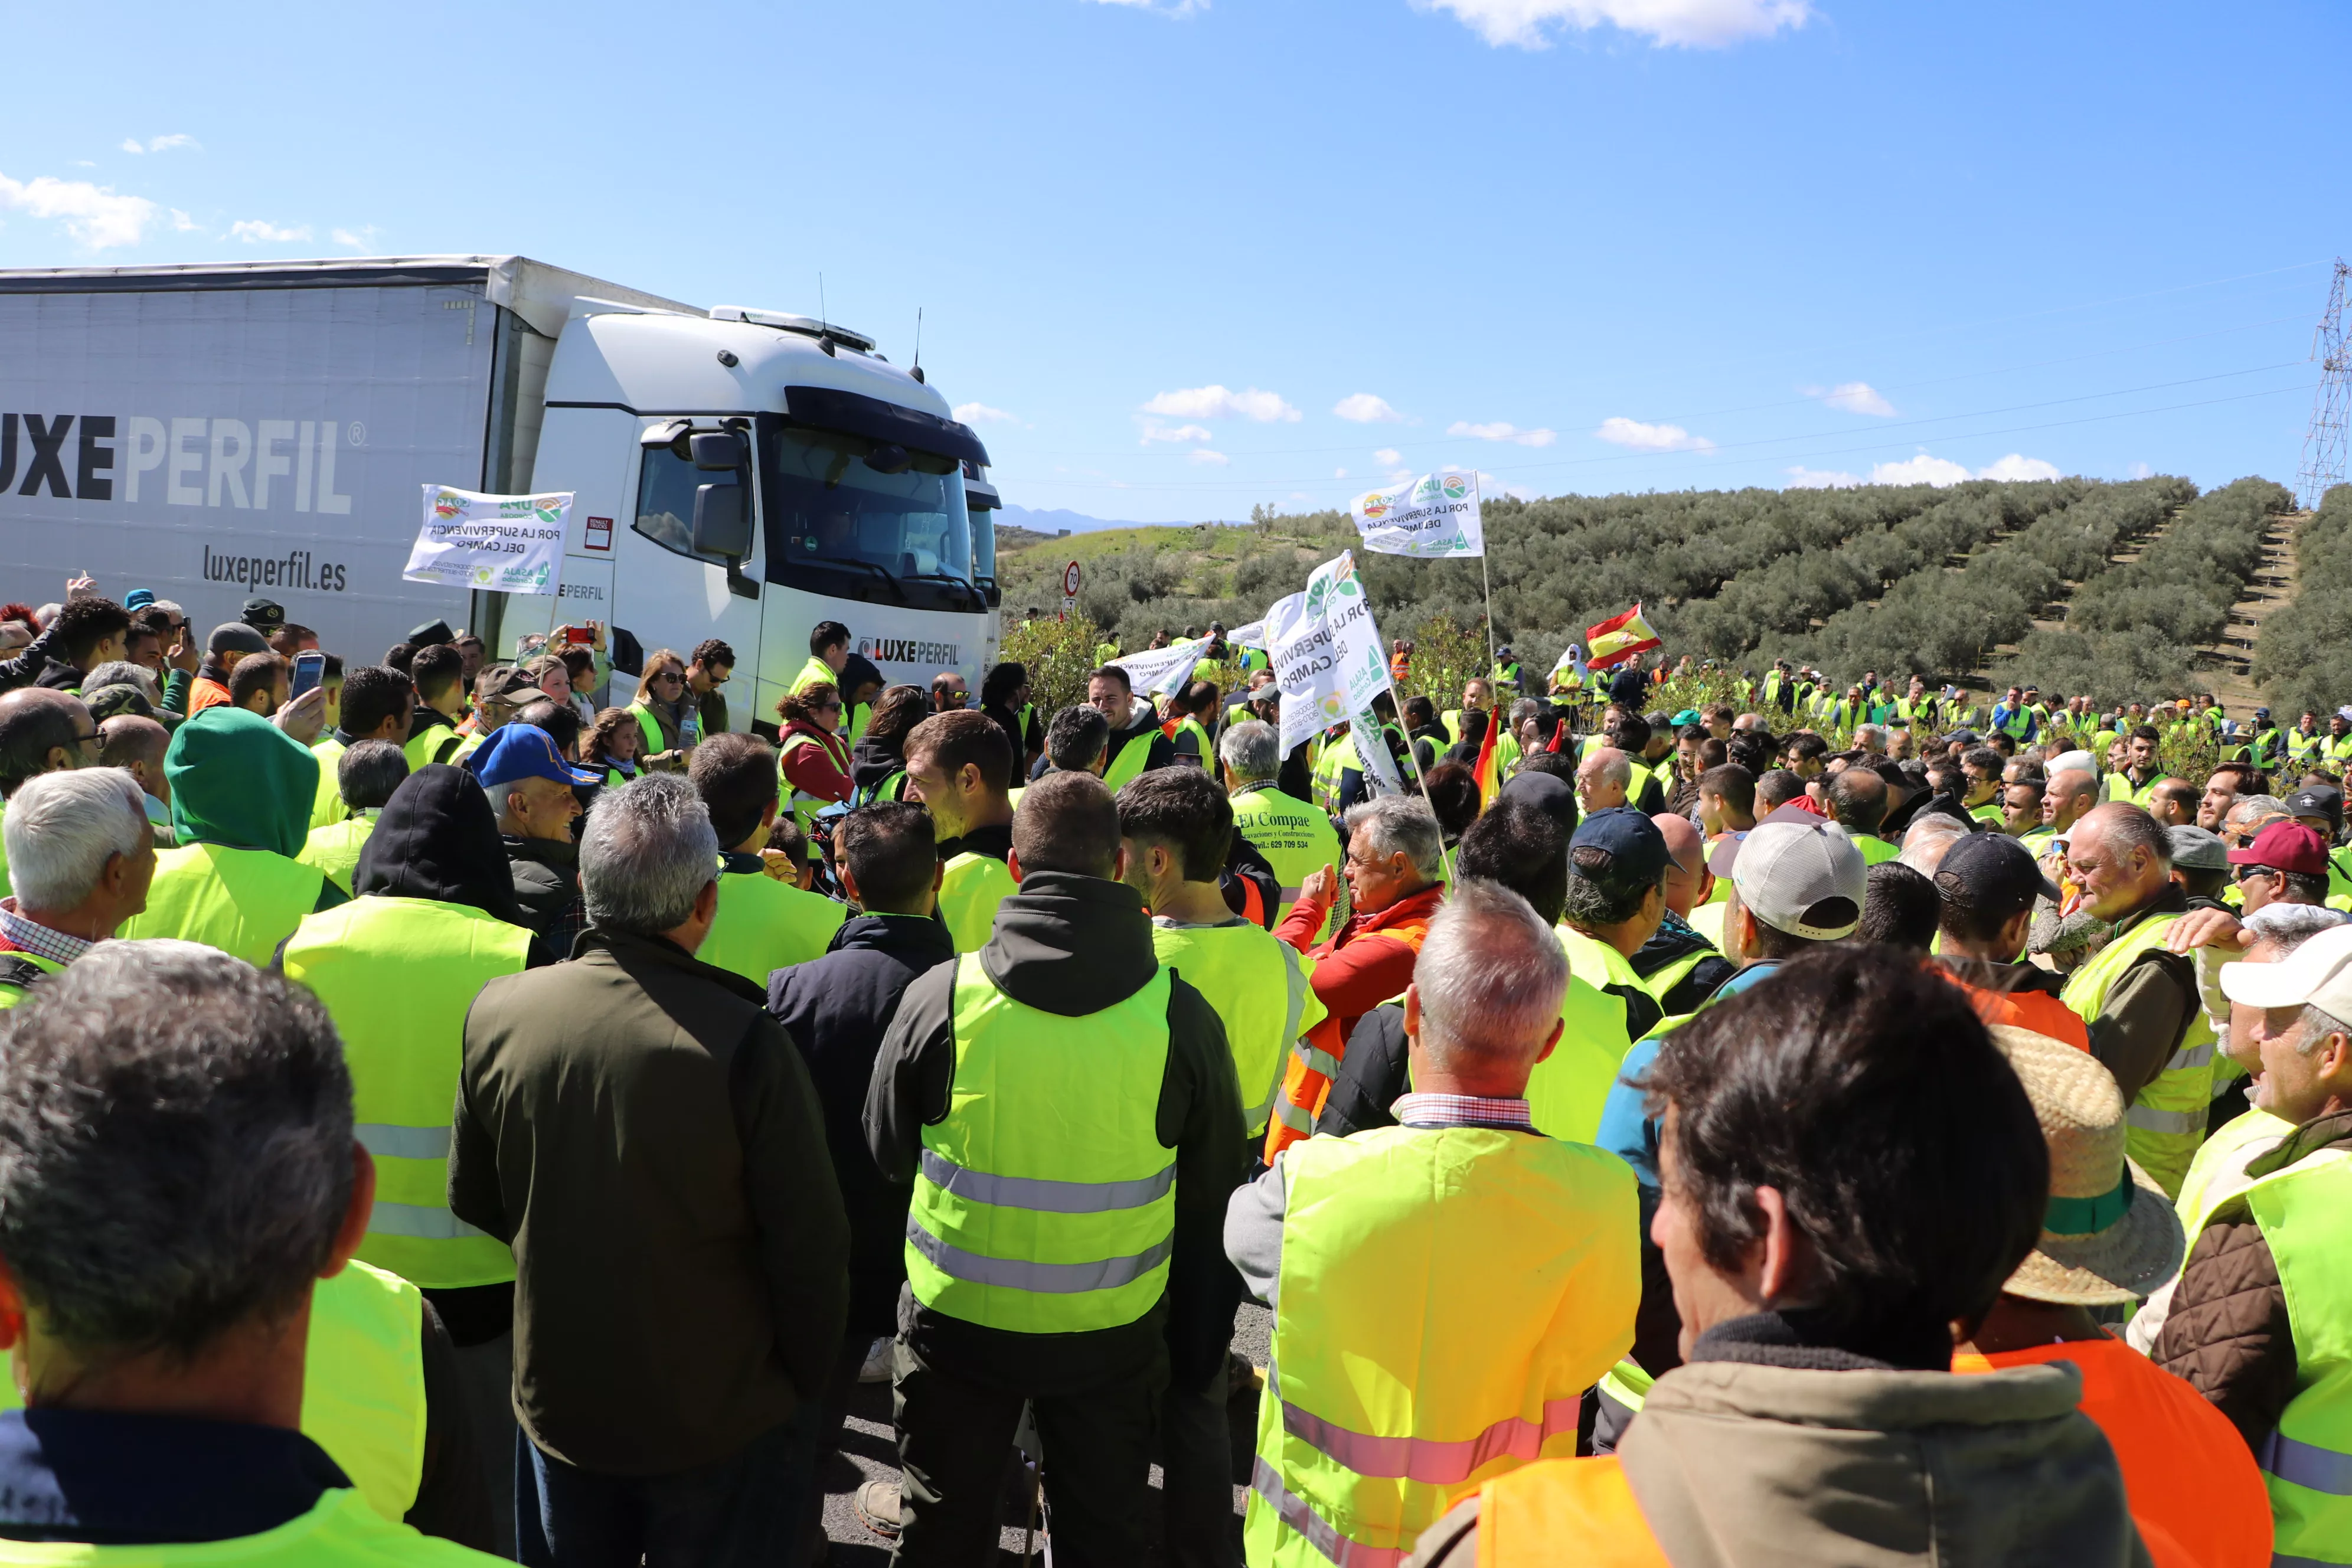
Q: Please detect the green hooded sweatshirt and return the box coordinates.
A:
[167,707,334,865]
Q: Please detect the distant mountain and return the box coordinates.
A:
[993,504,1155,536]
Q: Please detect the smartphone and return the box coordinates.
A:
[562,625,594,647]
[290,650,326,700]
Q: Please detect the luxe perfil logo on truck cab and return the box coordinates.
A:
[0,413,354,512]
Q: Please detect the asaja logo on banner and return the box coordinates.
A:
[1442,473,1469,499]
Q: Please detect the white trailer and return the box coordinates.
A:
[0,255,1000,723]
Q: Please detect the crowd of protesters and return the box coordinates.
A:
[0,582,2343,1568]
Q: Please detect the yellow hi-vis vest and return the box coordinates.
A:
[0,1487,492,1568]
[1523,972,1635,1146]
[309,736,350,831]
[1231,783,1344,933]
[776,730,841,838]
[1246,1126,1639,1567]
[299,812,379,898]
[280,896,533,1288]
[2175,1107,2294,1239]
[698,865,846,984]
[120,844,327,968]
[939,850,1018,954]
[0,950,65,1010]
[1104,726,1157,790]
[1312,734,1357,816]
[906,955,1174,1334]
[2239,1146,2352,1562]
[403,722,460,775]
[2061,909,2215,1198]
[1172,714,1214,768]
[1151,919,1323,1141]
[0,1260,427,1530]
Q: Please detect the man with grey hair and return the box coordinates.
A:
[0,942,491,1562]
[298,740,409,897]
[1227,880,1639,1567]
[1222,717,1341,933]
[451,773,849,1564]
[2154,920,2352,1549]
[1266,794,1447,1158]
[0,768,153,1007]
[1574,744,1635,814]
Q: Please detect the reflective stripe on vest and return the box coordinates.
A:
[119,843,326,968]
[280,895,531,1288]
[1264,920,1431,1162]
[1152,921,1321,1139]
[2244,1147,2352,1562]
[699,867,847,983]
[1247,1126,1638,1568]
[906,954,1174,1332]
[2061,909,2211,1197]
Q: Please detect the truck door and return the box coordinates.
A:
[607,419,763,727]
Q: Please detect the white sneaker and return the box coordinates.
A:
[857,1337,894,1383]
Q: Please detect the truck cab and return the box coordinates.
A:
[522,300,995,727]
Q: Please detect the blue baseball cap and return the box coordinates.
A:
[123,588,155,612]
[473,724,600,792]
[1569,806,1669,886]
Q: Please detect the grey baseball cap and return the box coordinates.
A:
[2167,824,2230,873]
[1732,818,1867,940]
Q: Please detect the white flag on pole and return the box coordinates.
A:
[1268,551,1393,756]
[405,485,570,594]
[1350,711,1407,797]
[1348,469,1484,559]
[1112,640,1210,697]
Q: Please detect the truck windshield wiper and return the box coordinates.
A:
[817,556,909,604]
[904,571,984,608]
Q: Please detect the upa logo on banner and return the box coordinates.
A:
[1350,469,1484,559]
[1268,551,1392,756]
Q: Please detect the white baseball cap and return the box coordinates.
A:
[1732,818,1867,940]
[2220,923,2352,1020]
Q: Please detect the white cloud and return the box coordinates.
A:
[1785,466,1862,489]
[1804,381,1896,417]
[1142,384,1301,423]
[1475,468,1540,502]
[1451,419,1559,447]
[953,402,1017,424]
[170,209,198,232]
[1139,419,1213,444]
[1417,0,1810,50]
[122,134,200,154]
[1868,455,1975,487]
[1187,449,1231,466]
[1977,453,2063,482]
[1334,393,1406,424]
[330,225,380,250]
[1334,468,1351,479]
[1371,447,1403,466]
[0,171,158,249]
[120,139,144,155]
[230,219,312,244]
[1594,416,1712,452]
[2128,460,2154,480]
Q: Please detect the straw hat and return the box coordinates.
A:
[1987,1025,2186,1305]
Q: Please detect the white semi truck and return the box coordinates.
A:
[0,255,1001,721]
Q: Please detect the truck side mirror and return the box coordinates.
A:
[692,484,751,558]
[690,431,745,471]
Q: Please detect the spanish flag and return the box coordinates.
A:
[1586,603,1661,671]
[1473,706,1502,804]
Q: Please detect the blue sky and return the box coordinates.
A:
[3,0,2344,522]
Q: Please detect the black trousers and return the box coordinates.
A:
[891,1338,1166,1567]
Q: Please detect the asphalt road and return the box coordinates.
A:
[818,1304,1273,1564]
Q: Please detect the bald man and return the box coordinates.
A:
[98,713,174,845]
[1575,746,1632,814]
[1628,812,1736,1015]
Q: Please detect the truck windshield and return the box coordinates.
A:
[760,420,976,614]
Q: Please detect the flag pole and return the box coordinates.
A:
[1474,471,1497,681]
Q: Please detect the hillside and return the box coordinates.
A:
[997,476,2300,705]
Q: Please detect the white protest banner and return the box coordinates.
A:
[1113,639,1210,697]
[1350,710,1407,797]
[1268,551,1392,756]
[1349,469,1484,559]
[1227,618,1268,651]
[404,486,571,595]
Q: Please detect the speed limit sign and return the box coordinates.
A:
[1061,560,1082,596]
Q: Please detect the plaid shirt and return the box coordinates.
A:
[0,900,94,968]
[1391,1092,1538,1133]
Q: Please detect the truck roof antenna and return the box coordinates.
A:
[911,306,925,383]
[818,273,827,335]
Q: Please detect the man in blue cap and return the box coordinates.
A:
[476,724,601,955]
[1559,808,1672,1046]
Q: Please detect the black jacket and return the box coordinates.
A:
[863,870,1244,1393]
[504,835,586,958]
[1316,1002,1412,1140]
[769,914,956,1337]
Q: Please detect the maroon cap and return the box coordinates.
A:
[2229,820,2330,877]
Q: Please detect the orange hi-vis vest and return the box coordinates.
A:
[1475,1458,1666,1567]
[1262,919,1432,1163]
[1952,1337,2269,1568]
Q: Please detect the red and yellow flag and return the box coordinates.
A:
[1473,705,1502,803]
[1586,603,1661,671]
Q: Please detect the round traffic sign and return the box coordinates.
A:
[1061,560,1082,596]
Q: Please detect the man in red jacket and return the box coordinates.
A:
[1263,794,1446,1159]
